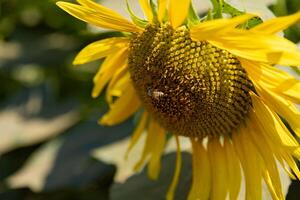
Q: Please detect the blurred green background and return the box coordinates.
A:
[0,0,300,199]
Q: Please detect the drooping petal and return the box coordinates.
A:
[105,65,130,105]
[92,48,128,98]
[256,86,300,137]
[240,59,300,104]
[277,156,297,180]
[241,57,300,107]
[188,138,211,200]
[250,93,299,150]
[207,138,228,200]
[250,93,300,180]
[99,82,141,125]
[190,14,255,40]
[158,0,168,22]
[56,2,142,33]
[196,30,300,66]
[224,138,241,200]
[166,135,182,200]
[73,37,129,65]
[125,111,149,158]
[247,120,284,200]
[147,124,166,180]
[280,151,300,180]
[138,0,153,22]
[252,11,300,34]
[263,172,283,200]
[134,119,166,180]
[251,104,297,180]
[168,0,191,28]
[233,127,262,200]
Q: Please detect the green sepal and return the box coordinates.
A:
[291,66,300,76]
[199,8,214,22]
[126,0,148,28]
[222,2,263,29]
[149,0,158,23]
[222,2,244,17]
[187,3,200,27]
[245,16,263,29]
[206,9,214,21]
[210,0,223,18]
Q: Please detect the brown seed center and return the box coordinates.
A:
[128,24,253,138]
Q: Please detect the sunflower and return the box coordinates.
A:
[56,0,300,199]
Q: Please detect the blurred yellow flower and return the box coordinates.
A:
[57,0,300,199]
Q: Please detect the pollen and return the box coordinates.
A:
[128,24,253,138]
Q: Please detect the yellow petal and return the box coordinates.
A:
[250,93,299,149]
[256,86,300,137]
[247,121,284,200]
[252,11,300,34]
[250,93,300,181]
[251,107,298,180]
[125,112,149,158]
[207,138,228,200]
[147,124,166,180]
[263,172,283,200]
[158,0,168,22]
[224,138,241,200]
[169,0,191,28]
[281,154,298,180]
[233,127,262,200]
[92,48,128,98]
[133,121,155,171]
[166,135,182,200]
[240,59,300,104]
[190,14,255,40]
[188,138,211,200]
[200,30,300,66]
[134,119,166,180]
[280,151,300,180]
[73,37,129,65]
[99,82,141,125]
[138,0,153,22]
[105,65,130,105]
[56,2,141,32]
[77,0,122,16]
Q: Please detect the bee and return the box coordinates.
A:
[147,88,165,101]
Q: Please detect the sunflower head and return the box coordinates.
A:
[129,23,253,138]
[57,0,300,200]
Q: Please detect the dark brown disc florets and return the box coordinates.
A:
[128,23,253,138]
